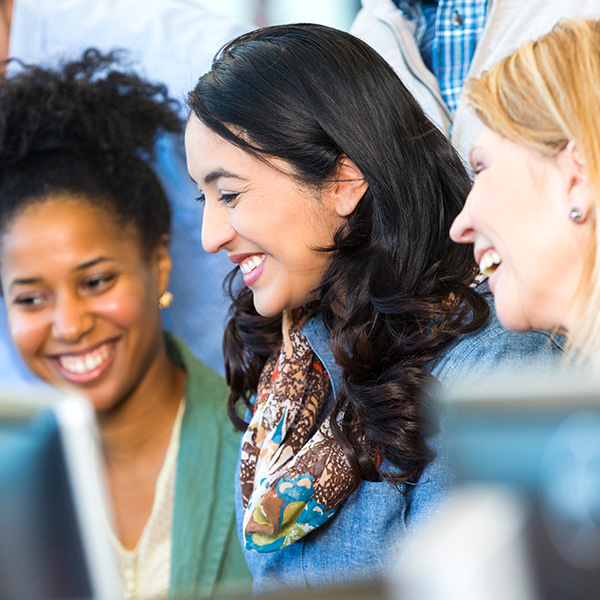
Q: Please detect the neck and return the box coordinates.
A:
[97,343,186,464]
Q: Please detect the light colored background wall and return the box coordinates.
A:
[194,0,361,30]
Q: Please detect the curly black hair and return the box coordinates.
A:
[0,48,182,255]
[189,24,490,488]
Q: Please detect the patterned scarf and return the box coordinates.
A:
[239,306,356,553]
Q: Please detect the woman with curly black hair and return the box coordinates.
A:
[185,23,564,592]
[0,50,250,599]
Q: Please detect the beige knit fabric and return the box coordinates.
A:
[111,401,185,600]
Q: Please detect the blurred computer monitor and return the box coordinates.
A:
[445,374,600,599]
[395,373,600,600]
[0,388,120,600]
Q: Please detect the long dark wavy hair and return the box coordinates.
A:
[0,49,181,254]
[188,24,489,486]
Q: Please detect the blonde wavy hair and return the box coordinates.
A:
[463,18,600,364]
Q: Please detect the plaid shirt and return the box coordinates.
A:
[394,0,489,114]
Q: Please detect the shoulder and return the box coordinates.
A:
[167,332,248,594]
[164,332,230,418]
[350,0,412,46]
[430,281,566,387]
[165,332,238,478]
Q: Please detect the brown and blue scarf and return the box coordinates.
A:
[239,306,356,552]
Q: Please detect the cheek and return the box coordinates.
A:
[6,310,48,364]
[92,273,161,335]
[94,288,154,330]
[230,207,260,239]
[470,183,499,224]
[474,168,525,216]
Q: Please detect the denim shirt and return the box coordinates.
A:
[236,283,565,593]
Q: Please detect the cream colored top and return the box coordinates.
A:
[111,401,185,600]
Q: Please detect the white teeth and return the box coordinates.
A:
[240,254,265,274]
[58,343,111,375]
[479,250,502,276]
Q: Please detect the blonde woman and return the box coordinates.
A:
[450,18,599,366]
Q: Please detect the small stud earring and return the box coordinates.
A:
[159,291,173,310]
[569,207,584,223]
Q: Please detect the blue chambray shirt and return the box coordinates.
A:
[236,281,566,593]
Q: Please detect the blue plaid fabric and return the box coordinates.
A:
[394,0,488,114]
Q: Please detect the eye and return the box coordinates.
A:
[13,292,46,309]
[219,192,240,206]
[82,273,117,294]
[472,162,485,175]
[195,191,206,203]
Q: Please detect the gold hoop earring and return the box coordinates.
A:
[159,291,173,310]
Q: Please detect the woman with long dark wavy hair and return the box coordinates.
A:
[185,23,564,592]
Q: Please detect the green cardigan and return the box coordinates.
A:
[166,334,251,599]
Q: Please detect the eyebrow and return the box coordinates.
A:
[204,169,246,185]
[9,277,43,288]
[8,257,115,290]
[74,256,114,271]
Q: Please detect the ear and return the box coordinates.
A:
[153,234,172,295]
[327,156,368,217]
[557,140,592,218]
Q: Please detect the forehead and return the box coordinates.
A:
[471,127,535,169]
[472,126,506,152]
[1,194,140,260]
[8,193,132,235]
[184,114,250,175]
[184,114,299,186]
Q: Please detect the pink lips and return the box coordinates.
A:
[487,263,501,294]
[242,258,265,287]
[228,253,266,287]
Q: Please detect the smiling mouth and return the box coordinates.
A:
[479,250,502,277]
[53,340,117,376]
[239,254,266,274]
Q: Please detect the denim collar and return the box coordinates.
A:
[300,312,341,399]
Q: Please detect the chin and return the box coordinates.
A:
[92,396,122,416]
[252,296,283,319]
[495,305,534,334]
[252,288,316,319]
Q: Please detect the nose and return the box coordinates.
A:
[51,293,94,343]
[450,202,476,244]
[201,201,235,254]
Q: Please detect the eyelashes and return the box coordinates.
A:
[219,192,239,205]
[195,191,240,205]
